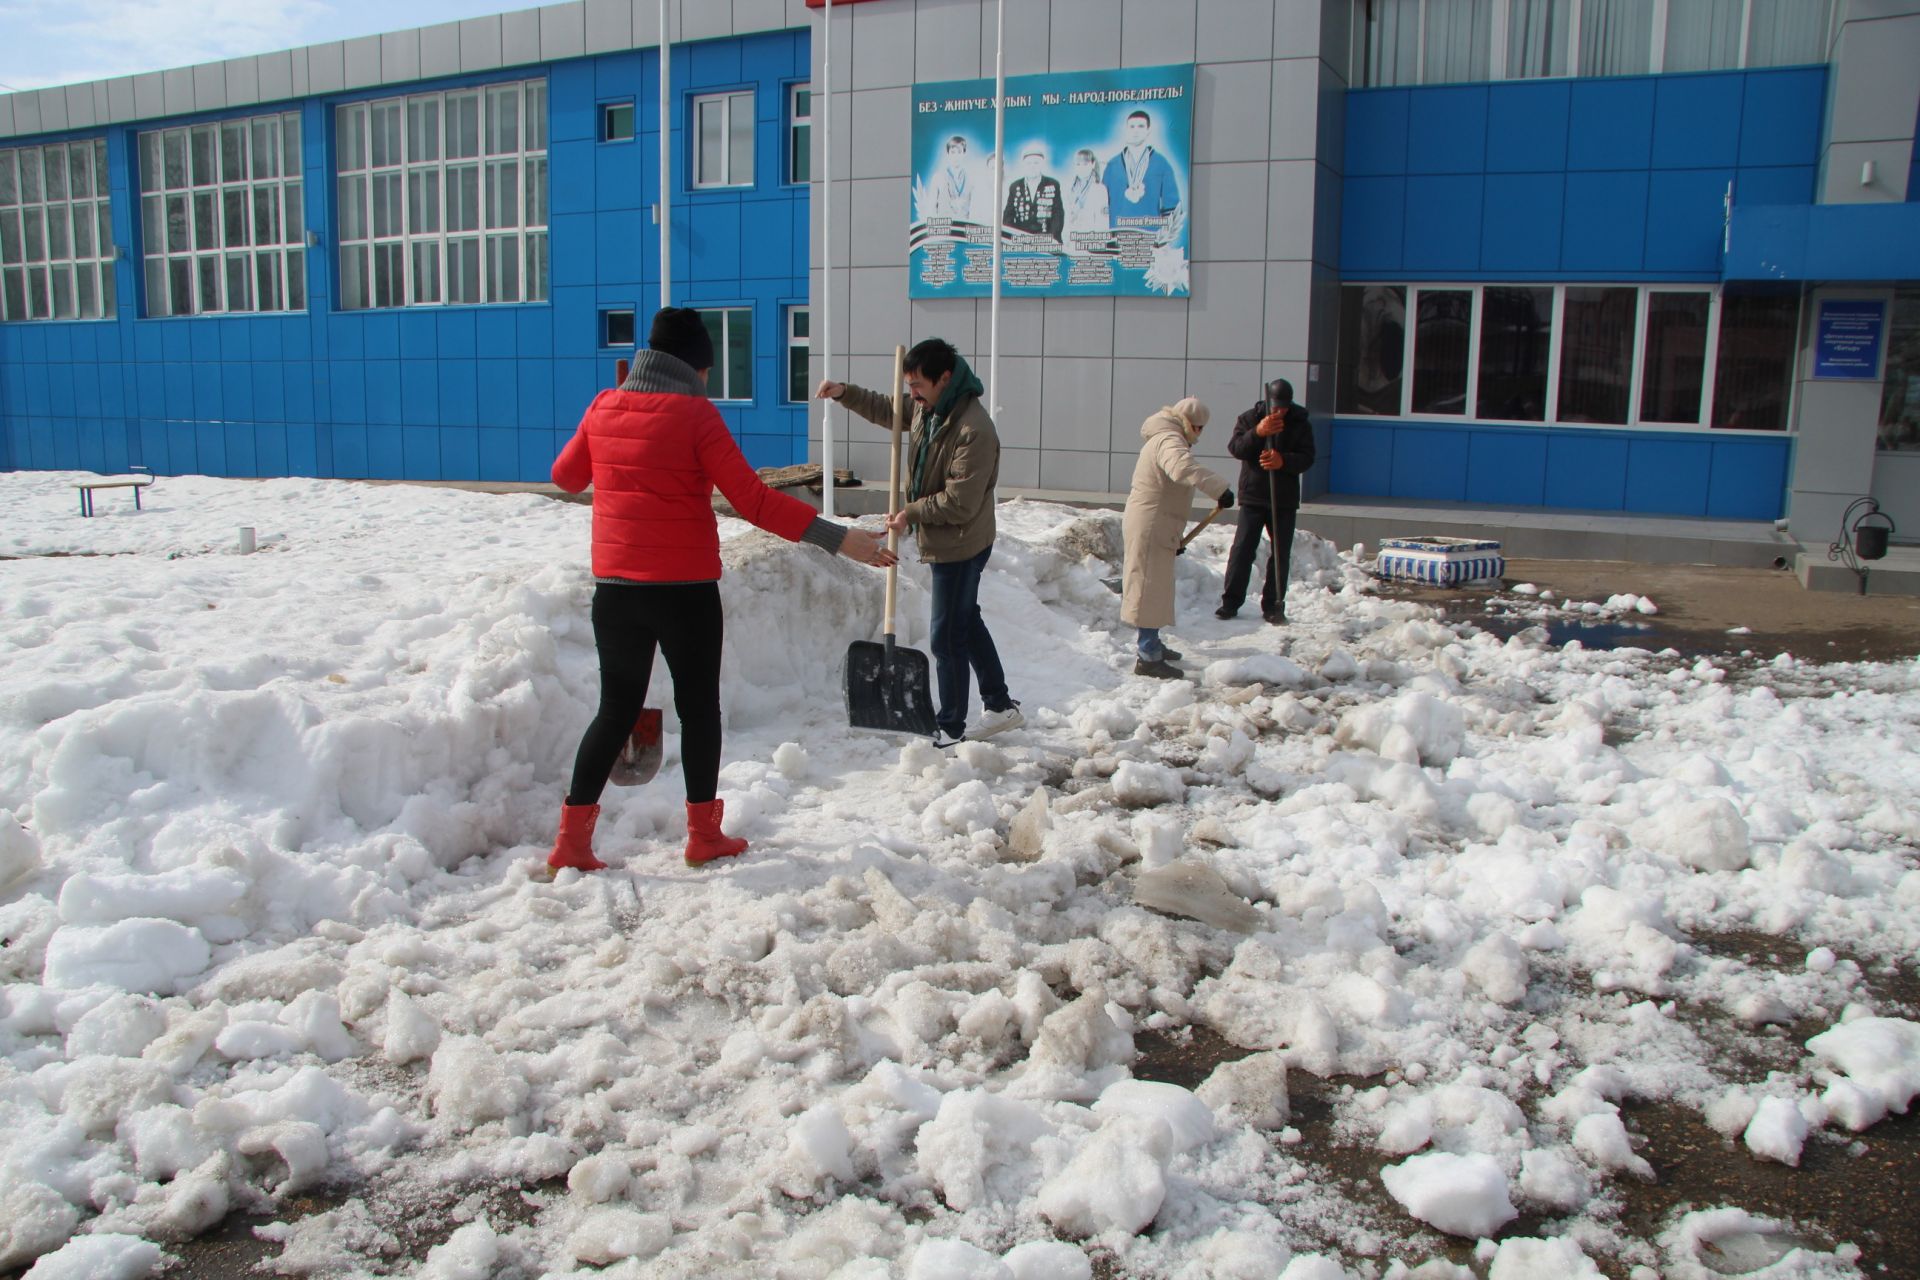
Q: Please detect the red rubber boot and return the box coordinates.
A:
[684,799,748,866]
[547,802,607,872]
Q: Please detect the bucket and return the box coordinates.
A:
[238,526,256,555]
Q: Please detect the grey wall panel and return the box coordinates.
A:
[1041,356,1117,451]
[1315,60,1345,168]
[162,68,195,116]
[992,356,1044,447]
[503,9,543,65]
[1001,446,1042,488]
[680,0,734,42]
[1042,296,1117,358]
[848,266,911,354]
[911,297,979,355]
[1822,140,1913,203]
[133,73,166,121]
[226,58,261,107]
[849,86,911,179]
[586,0,633,54]
[1050,0,1123,72]
[0,97,16,138]
[108,78,138,123]
[1269,58,1321,161]
[1828,14,1920,143]
[341,36,379,90]
[289,48,311,98]
[847,177,908,266]
[915,0,984,80]
[421,24,463,79]
[1869,452,1920,539]
[92,82,111,124]
[1107,355,1188,449]
[193,63,226,112]
[541,3,588,59]
[1038,448,1112,491]
[1115,296,1192,360]
[381,31,422,85]
[1259,159,1316,262]
[987,298,1043,357]
[1194,60,1271,163]
[989,0,1054,77]
[1262,258,1314,362]
[734,0,790,36]
[1194,161,1272,261]
[461,17,506,72]
[65,84,97,129]
[28,90,61,134]
[632,1,663,47]
[1184,359,1264,434]
[1187,261,1266,362]
[1317,0,1351,77]
[1310,161,1342,268]
[308,43,346,95]
[851,1,915,90]
[1848,0,1920,18]
[807,266,853,375]
[1122,0,1198,67]
[1198,0,1276,63]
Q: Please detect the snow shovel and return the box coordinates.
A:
[607,708,663,786]
[1176,505,1221,555]
[845,345,938,737]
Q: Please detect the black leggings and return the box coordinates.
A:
[567,582,724,807]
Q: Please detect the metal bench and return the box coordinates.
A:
[76,470,154,517]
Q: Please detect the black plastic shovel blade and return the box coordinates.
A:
[845,639,939,737]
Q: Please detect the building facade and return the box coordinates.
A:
[1,0,1916,553]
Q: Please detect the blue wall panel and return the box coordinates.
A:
[1738,68,1827,168]
[1560,170,1649,272]
[1643,168,1735,273]
[1734,165,1814,207]
[1652,75,1742,169]
[1407,87,1488,175]
[1403,176,1484,273]
[1389,425,1470,499]
[1341,177,1407,273]
[1624,437,1712,515]
[1543,434,1628,509]
[1568,79,1656,171]
[1465,430,1548,505]
[1346,91,1410,176]
[1707,438,1792,518]
[1329,422,1396,496]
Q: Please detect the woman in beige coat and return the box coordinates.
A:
[1121,397,1233,678]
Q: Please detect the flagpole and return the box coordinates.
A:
[819,0,836,518]
[659,0,670,312]
[988,0,1004,419]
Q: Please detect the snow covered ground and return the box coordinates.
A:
[2,470,1917,1280]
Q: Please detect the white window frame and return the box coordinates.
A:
[137,114,304,317]
[1338,280,1793,436]
[786,83,812,186]
[784,304,809,402]
[335,78,548,311]
[699,306,753,401]
[692,90,755,190]
[0,139,115,322]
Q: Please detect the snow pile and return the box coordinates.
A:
[0,473,1914,1279]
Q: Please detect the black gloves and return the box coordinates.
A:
[1217,490,1235,510]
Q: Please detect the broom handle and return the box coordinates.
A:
[885,344,907,641]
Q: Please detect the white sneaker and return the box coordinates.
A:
[931,728,965,748]
[973,704,1024,739]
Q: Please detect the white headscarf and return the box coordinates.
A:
[1163,396,1210,442]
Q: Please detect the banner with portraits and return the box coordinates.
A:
[907,64,1194,300]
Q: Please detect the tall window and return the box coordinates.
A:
[1507,0,1570,77]
[693,91,755,188]
[0,140,114,321]
[1558,287,1638,424]
[1476,287,1552,420]
[1337,285,1408,415]
[1424,0,1493,82]
[1713,291,1798,432]
[698,307,753,401]
[1639,290,1711,424]
[138,115,303,316]
[787,85,812,185]
[1879,289,1920,452]
[1412,288,1473,414]
[1578,0,1654,77]
[786,305,809,402]
[336,79,548,310]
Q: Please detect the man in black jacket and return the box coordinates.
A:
[1217,378,1315,624]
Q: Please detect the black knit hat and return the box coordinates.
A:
[648,306,714,371]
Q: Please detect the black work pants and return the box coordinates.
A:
[1219,506,1297,616]
[567,582,723,807]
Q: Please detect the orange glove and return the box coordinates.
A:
[1259,449,1286,471]
[1255,412,1286,438]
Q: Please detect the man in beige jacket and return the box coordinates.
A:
[818,338,1022,747]
[1122,397,1232,678]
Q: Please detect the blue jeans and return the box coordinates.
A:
[928,546,1012,737]
[1137,627,1163,660]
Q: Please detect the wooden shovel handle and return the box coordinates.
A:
[1179,504,1221,549]
[885,344,907,640]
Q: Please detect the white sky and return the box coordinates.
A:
[0,0,541,93]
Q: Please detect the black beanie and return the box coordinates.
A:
[648,306,714,371]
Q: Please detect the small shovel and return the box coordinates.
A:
[845,345,938,737]
[607,707,663,786]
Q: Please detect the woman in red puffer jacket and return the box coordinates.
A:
[545,307,894,873]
